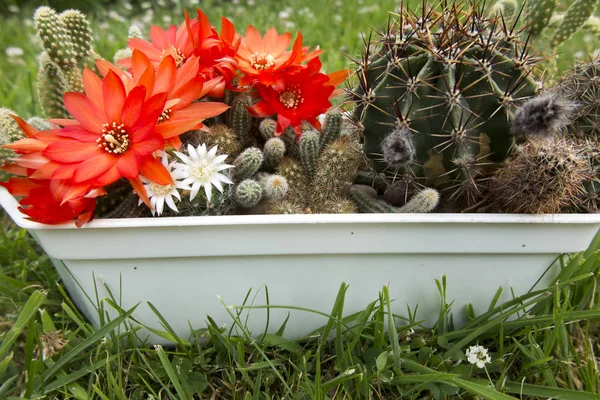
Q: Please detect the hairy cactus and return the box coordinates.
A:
[202,124,242,158]
[263,137,286,170]
[234,179,263,208]
[381,126,415,168]
[349,185,440,213]
[490,139,593,214]
[353,1,538,206]
[0,109,25,180]
[559,51,600,139]
[262,174,289,201]
[510,93,575,139]
[266,199,305,214]
[233,147,263,181]
[277,157,308,201]
[259,118,276,140]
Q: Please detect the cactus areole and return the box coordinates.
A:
[353,0,539,205]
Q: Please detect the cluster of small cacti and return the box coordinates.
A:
[33,7,93,118]
[350,0,539,208]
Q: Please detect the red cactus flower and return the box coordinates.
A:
[43,70,172,207]
[248,58,349,136]
[96,51,230,149]
[1,176,102,227]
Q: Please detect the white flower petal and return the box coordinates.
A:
[214,154,228,164]
[214,172,233,184]
[212,179,224,193]
[204,183,212,202]
[165,195,178,212]
[174,152,192,166]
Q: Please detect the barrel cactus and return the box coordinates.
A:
[352,0,539,206]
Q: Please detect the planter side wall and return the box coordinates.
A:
[55,253,559,343]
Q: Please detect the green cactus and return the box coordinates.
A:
[313,196,357,214]
[276,157,308,201]
[233,147,263,181]
[522,0,558,37]
[0,109,25,180]
[319,111,343,152]
[281,127,300,158]
[59,9,93,62]
[230,95,253,146]
[26,116,52,131]
[234,179,263,208]
[37,53,70,119]
[34,6,77,68]
[550,0,598,47]
[259,118,276,140]
[353,1,538,206]
[299,130,320,178]
[263,137,286,170]
[349,185,440,213]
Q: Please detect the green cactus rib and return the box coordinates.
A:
[300,130,321,179]
[281,127,300,158]
[319,111,343,152]
[233,147,263,181]
[355,1,538,206]
[349,185,439,213]
[522,0,558,37]
[551,0,598,47]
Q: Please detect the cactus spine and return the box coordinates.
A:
[233,147,263,181]
[319,111,343,151]
[354,1,538,207]
[230,95,253,146]
[234,179,263,208]
[263,138,286,170]
[300,130,320,178]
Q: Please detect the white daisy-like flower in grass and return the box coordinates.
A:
[139,153,186,216]
[465,345,491,368]
[174,144,233,202]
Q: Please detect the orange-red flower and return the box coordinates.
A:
[248,58,349,136]
[97,50,230,149]
[44,70,173,207]
[1,176,102,226]
[237,28,323,90]
[184,9,241,96]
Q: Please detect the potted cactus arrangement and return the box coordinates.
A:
[1,0,600,341]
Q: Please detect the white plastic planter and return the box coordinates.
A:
[2,186,600,344]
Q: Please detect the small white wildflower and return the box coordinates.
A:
[139,153,186,216]
[140,1,152,9]
[278,10,291,19]
[334,15,343,24]
[108,10,125,22]
[465,345,491,368]
[174,144,233,202]
[162,15,172,24]
[5,46,24,58]
[284,21,296,30]
[574,51,585,59]
[24,19,33,27]
[7,5,19,13]
[247,0,255,5]
[123,2,133,10]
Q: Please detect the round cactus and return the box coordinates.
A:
[263,137,286,170]
[234,179,263,208]
[352,0,539,206]
[233,147,263,181]
[263,175,289,201]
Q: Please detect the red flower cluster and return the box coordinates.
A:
[1,9,348,226]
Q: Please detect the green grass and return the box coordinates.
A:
[1,0,600,398]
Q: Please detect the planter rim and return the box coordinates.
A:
[2,186,600,230]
